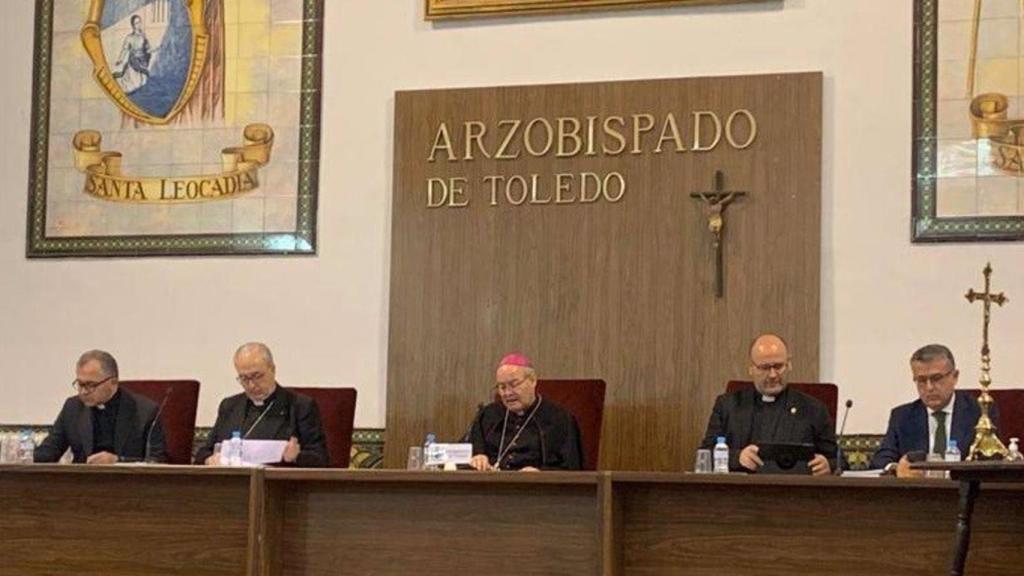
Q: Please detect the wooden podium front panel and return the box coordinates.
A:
[262,470,601,576]
[612,474,1024,576]
[0,465,254,576]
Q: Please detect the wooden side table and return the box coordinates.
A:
[911,461,1024,576]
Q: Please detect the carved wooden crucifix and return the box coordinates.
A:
[690,170,746,298]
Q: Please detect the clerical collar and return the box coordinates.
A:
[757,387,788,404]
[250,386,278,408]
[94,388,122,411]
[511,397,540,418]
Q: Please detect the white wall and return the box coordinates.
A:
[1,0,1021,434]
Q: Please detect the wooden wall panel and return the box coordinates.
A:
[386,73,822,471]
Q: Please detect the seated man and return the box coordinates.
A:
[468,353,583,471]
[34,350,166,464]
[194,342,328,467]
[700,334,838,475]
[870,344,992,472]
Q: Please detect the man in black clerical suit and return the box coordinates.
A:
[870,344,992,474]
[34,350,166,464]
[700,334,838,475]
[194,342,328,467]
[468,353,583,471]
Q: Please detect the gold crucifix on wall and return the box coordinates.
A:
[690,170,747,298]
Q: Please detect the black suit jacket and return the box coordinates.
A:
[700,386,838,472]
[869,390,992,469]
[34,389,166,463]
[194,385,329,467]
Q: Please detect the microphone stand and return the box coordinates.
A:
[834,399,853,476]
[144,387,172,464]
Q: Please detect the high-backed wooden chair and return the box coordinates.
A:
[725,380,839,425]
[967,388,1024,444]
[119,380,200,465]
[536,379,607,471]
[290,387,357,468]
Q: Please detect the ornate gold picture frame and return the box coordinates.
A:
[426,0,766,20]
[912,0,1024,242]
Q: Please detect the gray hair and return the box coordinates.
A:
[77,349,119,379]
[910,344,956,369]
[234,342,275,366]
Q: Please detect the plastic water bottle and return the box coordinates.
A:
[18,429,35,464]
[944,440,960,463]
[423,433,437,471]
[713,436,729,474]
[227,431,243,466]
[1007,438,1022,462]
[944,439,960,479]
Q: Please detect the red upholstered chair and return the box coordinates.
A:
[725,381,839,425]
[536,379,607,471]
[119,380,200,465]
[290,387,357,468]
[967,388,1024,444]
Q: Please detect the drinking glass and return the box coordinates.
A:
[694,449,712,473]
[407,446,423,470]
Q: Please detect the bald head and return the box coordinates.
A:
[750,334,788,361]
[748,334,790,396]
[235,342,274,366]
[234,342,277,402]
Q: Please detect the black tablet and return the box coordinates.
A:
[757,443,815,475]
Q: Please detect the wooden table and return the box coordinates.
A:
[0,464,257,576]
[1,466,1022,576]
[911,461,1024,576]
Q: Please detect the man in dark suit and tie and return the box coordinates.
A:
[194,342,328,467]
[870,344,991,472]
[700,334,838,475]
[34,350,166,464]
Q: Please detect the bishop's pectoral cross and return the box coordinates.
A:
[690,170,746,298]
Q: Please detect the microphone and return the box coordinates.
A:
[144,387,172,464]
[460,402,487,443]
[834,399,853,476]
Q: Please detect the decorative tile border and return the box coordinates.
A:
[1,425,384,468]
[2,425,875,470]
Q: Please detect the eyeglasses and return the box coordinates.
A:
[914,368,955,387]
[494,378,529,393]
[236,371,265,385]
[71,375,114,393]
[753,362,788,374]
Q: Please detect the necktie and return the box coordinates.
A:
[933,411,947,455]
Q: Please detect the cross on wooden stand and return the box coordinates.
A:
[690,170,746,298]
[964,262,1010,461]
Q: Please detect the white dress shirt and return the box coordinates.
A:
[928,393,956,453]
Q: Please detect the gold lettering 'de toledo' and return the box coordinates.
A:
[422,109,757,209]
[72,124,275,204]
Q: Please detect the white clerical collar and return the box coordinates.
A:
[761,394,776,403]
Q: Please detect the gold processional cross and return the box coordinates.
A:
[690,170,746,298]
[965,262,1010,460]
